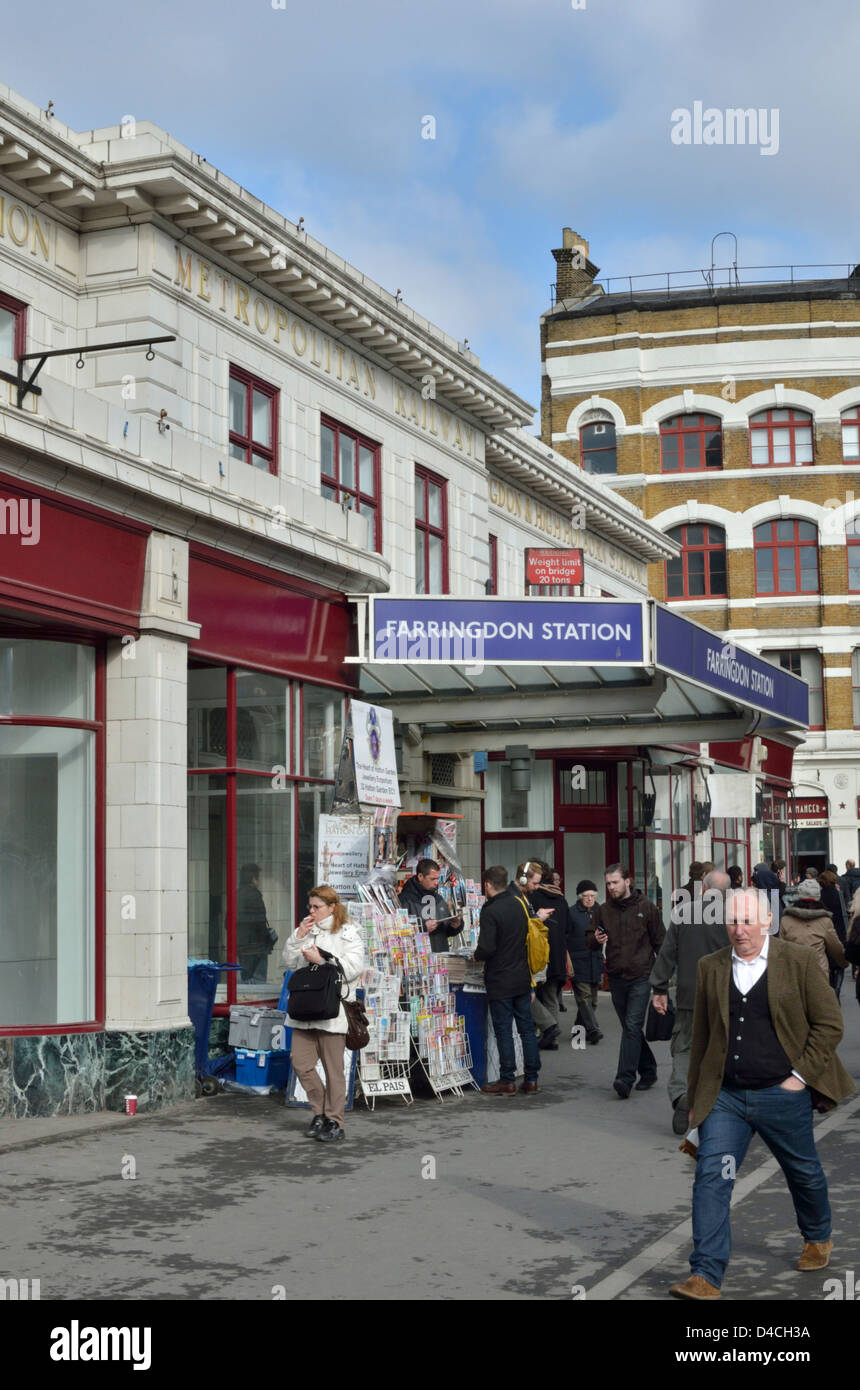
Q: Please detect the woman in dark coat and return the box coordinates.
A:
[820,869,848,998]
[529,862,571,1050]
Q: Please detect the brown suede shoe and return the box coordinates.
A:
[796,1239,833,1271]
[481,1081,515,1095]
[669,1275,720,1300]
[519,1081,540,1094]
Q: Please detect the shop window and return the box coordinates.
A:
[749,408,813,467]
[484,759,553,833]
[660,413,722,472]
[559,767,607,804]
[0,640,98,1029]
[415,465,449,594]
[579,418,617,474]
[0,291,27,359]
[711,816,749,878]
[840,407,860,462]
[754,520,819,595]
[665,524,727,600]
[487,533,498,594]
[321,418,382,551]
[764,650,823,730]
[847,514,860,590]
[852,650,860,729]
[761,788,789,865]
[187,666,346,1005]
[229,366,278,473]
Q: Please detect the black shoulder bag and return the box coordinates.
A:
[287,956,347,1023]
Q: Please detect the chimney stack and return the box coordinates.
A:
[552,228,600,302]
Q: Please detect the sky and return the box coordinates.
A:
[2,0,859,420]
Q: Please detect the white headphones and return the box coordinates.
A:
[519,872,529,885]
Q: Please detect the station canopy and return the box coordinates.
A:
[346,596,809,754]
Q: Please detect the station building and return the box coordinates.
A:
[541,229,860,875]
[0,88,807,1116]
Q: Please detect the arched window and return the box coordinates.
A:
[749,408,813,467]
[660,413,722,472]
[665,524,727,599]
[847,514,860,590]
[579,416,617,473]
[841,407,860,462]
[754,520,819,595]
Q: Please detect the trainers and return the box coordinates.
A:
[304,1113,326,1138]
[316,1119,344,1142]
[796,1239,832,1271]
[669,1275,720,1300]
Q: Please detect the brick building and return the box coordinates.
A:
[541,229,860,874]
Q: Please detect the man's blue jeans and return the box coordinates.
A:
[691,1084,832,1288]
[608,974,656,1087]
[489,994,541,1084]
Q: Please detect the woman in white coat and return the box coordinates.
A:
[283,884,364,1142]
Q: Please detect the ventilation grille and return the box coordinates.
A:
[430,753,457,787]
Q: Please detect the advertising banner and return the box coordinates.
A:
[316,814,374,897]
[351,698,401,806]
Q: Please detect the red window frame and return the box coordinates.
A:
[415,465,449,594]
[188,664,349,1010]
[841,407,860,463]
[852,650,860,730]
[0,635,105,1036]
[0,290,28,359]
[710,817,750,880]
[579,420,617,473]
[320,416,382,551]
[228,365,279,474]
[660,413,723,472]
[766,649,824,731]
[749,408,813,467]
[487,533,498,594]
[754,520,819,596]
[665,523,727,600]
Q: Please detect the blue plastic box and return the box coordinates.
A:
[234,1048,291,1089]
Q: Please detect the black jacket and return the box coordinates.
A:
[398,875,461,953]
[567,899,604,985]
[474,886,531,1001]
[820,884,848,943]
[530,884,570,982]
[588,889,665,981]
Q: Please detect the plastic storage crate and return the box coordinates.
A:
[234,1048,291,1089]
[228,1006,286,1050]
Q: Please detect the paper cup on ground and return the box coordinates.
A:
[124,1095,138,1116]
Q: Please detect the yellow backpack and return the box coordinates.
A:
[517,896,550,979]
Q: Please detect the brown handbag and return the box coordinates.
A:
[343,997,370,1051]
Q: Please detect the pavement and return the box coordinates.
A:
[1,986,858,1302]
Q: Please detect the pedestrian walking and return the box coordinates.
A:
[779,878,847,986]
[669,887,855,1300]
[529,863,571,1051]
[475,865,541,1095]
[588,864,665,1099]
[509,860,557,1048]
[650,869,731,1135]
[282,885,365,1142]
[566,880,603,1044]
[727,865,744,889]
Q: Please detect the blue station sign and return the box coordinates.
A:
[370,597,646,665]
[655,607,809,727]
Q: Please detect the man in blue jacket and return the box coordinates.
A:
[475,866,541,1096]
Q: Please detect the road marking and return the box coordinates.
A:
[586,1094,860,1301]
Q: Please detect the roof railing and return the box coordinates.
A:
[550,262,860,306]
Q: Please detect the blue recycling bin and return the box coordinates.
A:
[187,962,241,1080]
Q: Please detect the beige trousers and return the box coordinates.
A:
[290,1029,347,1128]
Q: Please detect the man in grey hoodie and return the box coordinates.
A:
[650,869,731,1134]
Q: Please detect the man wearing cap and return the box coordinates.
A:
[669,887,855,1301]
[566,880,604,1045]
[779,878,848,984]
